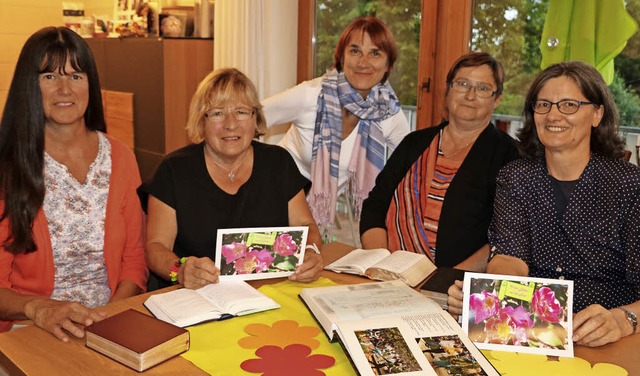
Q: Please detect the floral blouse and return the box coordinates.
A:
[44,132,112,307]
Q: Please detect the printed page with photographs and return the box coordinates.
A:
[215,226,308,281]
[299,280,498,376]
[461,272,574,357]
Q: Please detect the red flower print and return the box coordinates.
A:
[241,344,335,376]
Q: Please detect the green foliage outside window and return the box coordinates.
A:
[315,0,640,126]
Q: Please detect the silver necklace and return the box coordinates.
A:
[441,128,480,158]
[210,149,251,183]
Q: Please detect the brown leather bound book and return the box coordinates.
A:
[85,309,190,372]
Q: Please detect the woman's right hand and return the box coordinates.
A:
[447,280,465,319]
[23,297,106,342]
[179,256,220,289]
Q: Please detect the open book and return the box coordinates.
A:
[324,248,436,287]
[144,280,280,327]
[299,280,498,376]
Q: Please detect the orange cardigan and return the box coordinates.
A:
[0,134,148,331]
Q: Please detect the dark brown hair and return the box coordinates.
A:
[517,61,625,160]
[445,51,505,96]
[333,16,397,83]
[0,26,105,253]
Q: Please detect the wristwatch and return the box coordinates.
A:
[618,307,638,334]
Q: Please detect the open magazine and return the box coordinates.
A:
[462,272,574,357]
[215,226,308,281]
[300,280,498,376]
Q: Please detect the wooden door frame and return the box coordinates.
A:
[296,0,472,129]
[418,0,472,129]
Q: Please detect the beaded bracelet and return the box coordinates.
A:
[169,257,188,284]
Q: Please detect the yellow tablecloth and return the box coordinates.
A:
[181,277,355,375]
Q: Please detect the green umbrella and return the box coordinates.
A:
[540,0,638,84]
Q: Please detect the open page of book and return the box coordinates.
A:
[196,280,280,317]
[365,251,436,287]
[335,312,499,376]
[145,288,225,327]
[461,272,574,357]
[323,248,390,275]
[299,280,442,339]
[215,226,308,281]
[145,280,280,327]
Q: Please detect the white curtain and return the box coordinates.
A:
[213,0,298,100]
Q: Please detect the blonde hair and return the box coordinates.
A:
[185,68,266,143]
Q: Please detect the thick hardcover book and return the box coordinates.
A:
[324,248,436,287]
[85,309,190,372]
[299,280,498,376]
[419,267,467,309]
[144,280,280,327]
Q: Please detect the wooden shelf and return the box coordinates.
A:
[86,37,213,180]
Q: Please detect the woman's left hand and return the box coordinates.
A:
[289,251,323,283]
[572,304,627,347]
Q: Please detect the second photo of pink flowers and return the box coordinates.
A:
[461,272,574,357]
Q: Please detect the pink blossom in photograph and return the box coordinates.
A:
[501,305,534,329]
[234,254,260,274]
[531,287,562,323]
[221,242,248,263]
[469,290,500,324]
[485,306,532,345]
[272,233,298,256]
[247,249,275,272]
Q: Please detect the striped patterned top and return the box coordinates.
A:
[424,142,463,258]
[385,129,462,263]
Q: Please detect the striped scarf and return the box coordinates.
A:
[309,69,401,228]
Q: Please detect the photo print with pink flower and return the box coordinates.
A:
[215,226,309,281]
[461,272,574,357]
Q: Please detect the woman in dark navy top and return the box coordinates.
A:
[448,62,640,347]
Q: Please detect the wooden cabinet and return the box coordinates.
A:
[86,37,213,180]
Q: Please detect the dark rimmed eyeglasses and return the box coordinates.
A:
[205,107,255,122]
[448,79,498,98]
[532,99,595,115]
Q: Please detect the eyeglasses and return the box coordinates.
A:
[449,79,497,98]
[532,100,595,115]
[205,107,255,122]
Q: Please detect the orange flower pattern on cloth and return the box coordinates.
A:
[241,344,335,376]
[238,320,321,350]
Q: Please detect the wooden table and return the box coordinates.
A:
[0,243,637,375]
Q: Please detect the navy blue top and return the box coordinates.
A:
[490,154,640,311]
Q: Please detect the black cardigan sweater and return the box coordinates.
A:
[360,121,519,267]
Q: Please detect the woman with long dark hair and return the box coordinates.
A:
[0,27,147,341]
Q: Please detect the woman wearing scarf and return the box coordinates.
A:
[360,52,519,271]
[262,17,410,239]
